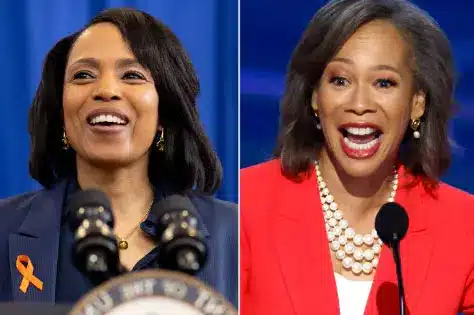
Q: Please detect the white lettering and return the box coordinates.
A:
[202,298,226,315]
[93,292,114,311]
[81,292,114,315]
[194,289,228,315]
[162,279,188,299]
[194,289,211,308]
[120,279,158,301]
[82,304,101,315]
[142,279,158,294]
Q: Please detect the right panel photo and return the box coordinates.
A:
[240,1,474,314]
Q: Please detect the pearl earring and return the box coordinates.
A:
[410,119,421,139]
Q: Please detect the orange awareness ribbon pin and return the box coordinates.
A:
[16,255,43,293]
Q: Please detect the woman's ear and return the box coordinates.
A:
[411,91,426,120]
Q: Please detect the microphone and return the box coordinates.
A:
[152,195,208,275]
[375,202,409,315]
[67,189,122,286]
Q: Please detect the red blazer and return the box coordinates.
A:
[241,159,474,315]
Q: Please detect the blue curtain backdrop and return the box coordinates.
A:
[241,0,474,194]
[0,0,238,202]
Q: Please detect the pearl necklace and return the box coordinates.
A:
[314,161,398,275]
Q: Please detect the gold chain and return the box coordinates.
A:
[117,199,154,250]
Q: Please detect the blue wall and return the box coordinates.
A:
[0,0,238,202]
[241,0,474,193]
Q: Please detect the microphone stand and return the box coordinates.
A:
[391,234,406,315]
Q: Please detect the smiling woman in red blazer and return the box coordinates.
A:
[241,1,474,315]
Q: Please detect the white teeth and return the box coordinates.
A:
[346,127,376,136]
[344,137,379,150]
[90,114,126,125]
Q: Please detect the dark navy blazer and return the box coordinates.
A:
[0,179,237,307]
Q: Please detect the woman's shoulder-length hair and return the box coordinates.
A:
[275,0,455,186]
[28,8,222,194]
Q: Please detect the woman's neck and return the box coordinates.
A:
[317,149,397,222]
[75,156,155,225]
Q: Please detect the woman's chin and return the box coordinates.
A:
[77,151,145,170]
[339,161,383,178]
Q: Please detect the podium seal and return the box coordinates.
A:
[69,270,237,315]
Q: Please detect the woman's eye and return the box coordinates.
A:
[122,71,146,80]
[72,71,94,80]
[375,78,397,89]
[329,76,349,87]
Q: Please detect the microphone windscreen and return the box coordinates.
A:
[152,194,197,217]
[66,189,112,215]
[375,202,409,246]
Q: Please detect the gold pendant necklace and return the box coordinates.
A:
[118,239,129,250]
[117,199,153,250]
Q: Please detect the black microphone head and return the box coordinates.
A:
[153,194,208,274]
[66,189,114,231]
[152,194,197,216]
[67,189,120,282]
[67,189,112,212]
[375,202,409,246]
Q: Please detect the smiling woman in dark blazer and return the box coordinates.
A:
[0,8,236,306]
[241,0,474,314]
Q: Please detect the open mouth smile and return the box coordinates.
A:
[339,123,383,159]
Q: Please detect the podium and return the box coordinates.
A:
[0,303,71,315]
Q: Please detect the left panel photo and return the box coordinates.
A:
[0,1,238,314]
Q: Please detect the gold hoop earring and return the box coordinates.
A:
[410,119,421,139]
[62,130,70,150]
[156,129,165,152]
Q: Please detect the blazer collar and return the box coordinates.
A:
[9,179,70,303]
[272,163,433,315]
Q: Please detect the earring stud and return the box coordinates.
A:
[156,129,165,151]
[62,130,70,150]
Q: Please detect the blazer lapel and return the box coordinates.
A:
[365,168,433,315]
[9,180,69,303]
[272,170,340,315]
